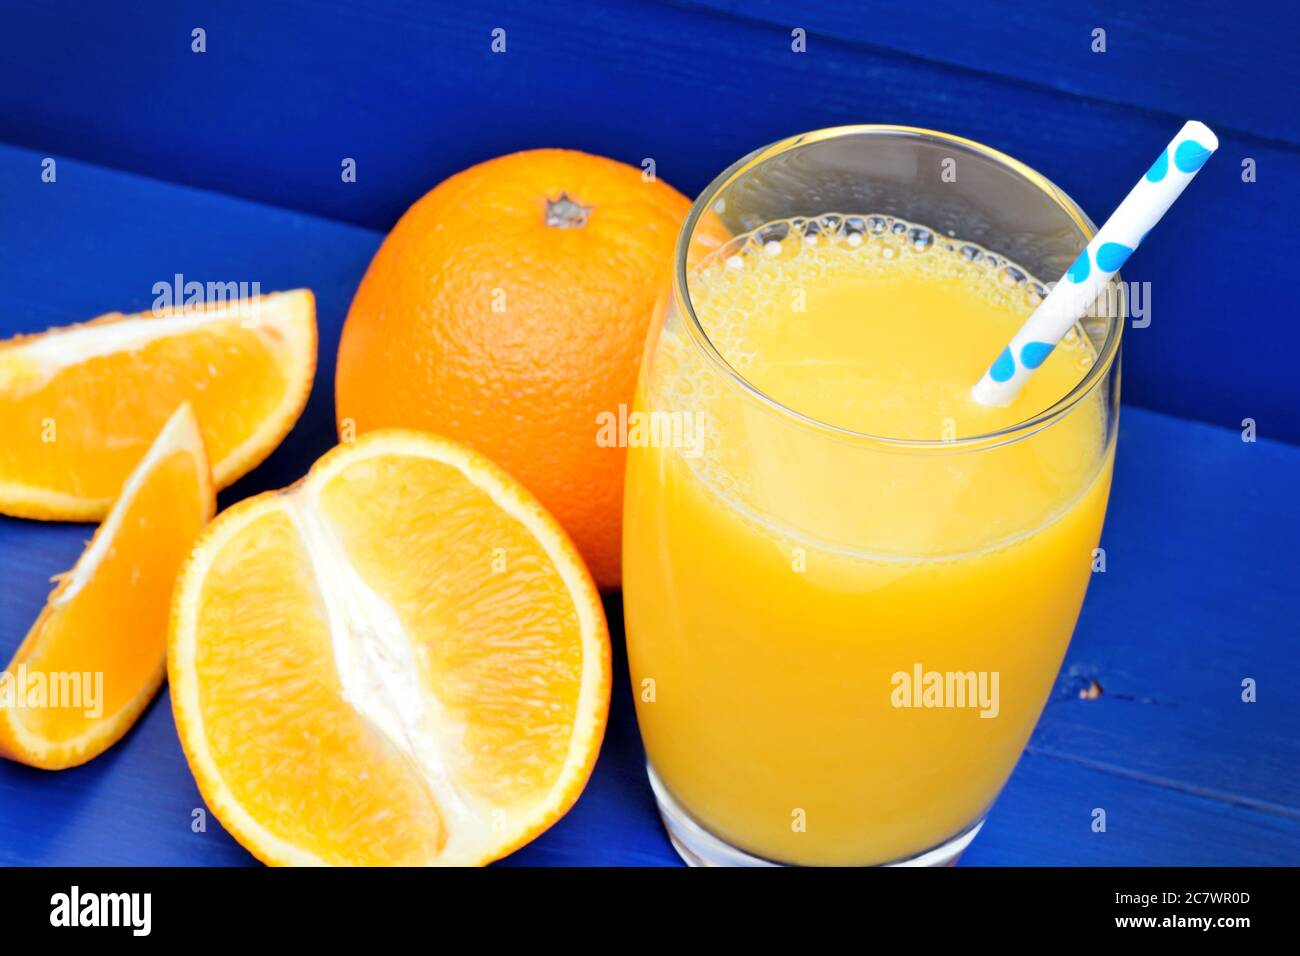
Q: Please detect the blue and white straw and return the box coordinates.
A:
[971,120,1218,407]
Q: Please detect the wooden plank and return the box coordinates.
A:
[0,2,1293,441]
[0,143,1294,865]
[1030,411,1300,817]
[672,0,1300,145]
[966,751,1300,866]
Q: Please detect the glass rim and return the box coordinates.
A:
[671,124,1124,451]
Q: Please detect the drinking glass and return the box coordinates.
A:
[622,126,1122,866]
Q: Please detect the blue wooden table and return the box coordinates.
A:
[1,1,1297,866]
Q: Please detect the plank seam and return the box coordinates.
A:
[1026,743,1300,822]
[655,0,1300,153]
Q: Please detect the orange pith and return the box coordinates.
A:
[0,289,316,520]
[0,404,215,770]
[168,429,612,866]
[335,149,695,588]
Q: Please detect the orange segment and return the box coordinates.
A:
[0,289,316,520]
[186,507,447,865]
[0,404,215,769]
[168,429,611,866]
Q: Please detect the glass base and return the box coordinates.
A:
[647,764,984,867]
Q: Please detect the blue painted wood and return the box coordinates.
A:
[964,752,1300,866]
[1029,411,1300,818]
[678,0,1300,145]
[0,120,1296,862]
[0,143,682,866]
[1,1,1294,442]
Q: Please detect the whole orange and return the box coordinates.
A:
[335,149,693,588]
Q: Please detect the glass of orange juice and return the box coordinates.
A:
[622,126,1122,866]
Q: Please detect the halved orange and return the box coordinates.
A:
[168,429,611,866]
[0,289,315,520]
[0,404,215,769]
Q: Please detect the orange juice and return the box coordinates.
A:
[623,216,1115,865]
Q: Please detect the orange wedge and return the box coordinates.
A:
[168,429,611,866]
[0,289,315,520]
[0,405,215,769]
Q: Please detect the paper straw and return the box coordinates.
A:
[971,120,1218,407]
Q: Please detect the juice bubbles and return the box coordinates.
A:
[623,215,1115,866]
